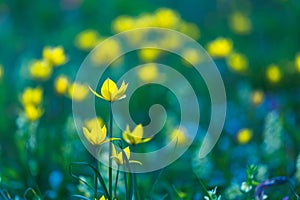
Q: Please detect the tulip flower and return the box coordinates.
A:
[111,145,141,166]
[122,124,152,145]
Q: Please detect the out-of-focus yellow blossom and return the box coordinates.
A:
[89,78,128,102]
[171,128,188,145]
[29,59,52,81]
[43,46,67,66]
[21,87,43,106]
[83,124,118,146]
[135,14,155,28]
[206,38,233,58]
[112,15,135,33]
[123,124,152,145]
[182,48,202,66]
[24,104,43,122]
[54,75,69,95]
[179,22,200,40]
[91,38,121,66]
[84,117,104,131]
[0,64,3,81]
[229,12,252,35]
[111,145,142,165]
[295,53,300,72]
[154,8,180,28]
[137,64,159,83]
[266,64,281,83]
[226,52,248,73]
[237,128,252,144]
[68,82,89,101]
[158,33,181,50]
[251,90,264,106]
[75,29,100,50]
[138,48,161,62]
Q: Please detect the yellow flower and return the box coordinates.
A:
[179,22,200,40]
[75,29,100,50]
[24,104,43,122]
[21,87,43,106]
[182,48,202,66]
[137,64,159,83]
[54,75,69,95]
[111,145,142,165]
[237,128,252,144]
[295,53,300,72]
[89,78,128,102]
[251,90,264,106]
[229,12,252,35]
[123,124,152,145]
[170,128,188,145]
[43,46,67,66]
[95,195,107,200]
[112,16,135,33]
[29,59,52,81]
[226,52,248,73]
[84,117,104,131]
[82,124,118,146]
[266,64,281,83]
[206,38,233,58]
[0,64,3,81]
[138,48,161,62]
[154,8,180,28]
[68,82,89,102]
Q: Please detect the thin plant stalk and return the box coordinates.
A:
[114,165,120,199]
[109,102,113,200]
[94,146,99,199]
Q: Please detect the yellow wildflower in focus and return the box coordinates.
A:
[171,128,188,145]
[24,104,43,122]
[206,38,233,58]
[112,15,135,33]
[226,53,248,73]
[0,64,3,81]
[84,117,104,131]
[21,87,43,105]
[89,78,128,102]
[54,75,69,95]
[154,8,180,28]
[237,128,252,144]
[68,82,89,102]
[43,46,67,66]
[266,64,281,83]
[75,29,100,50]
[123,124,152,145]
[137,64,159,83]
[91,38,121,66]
[179,22,200,40]
[295,53,300,72]
[138,48,161,62]
[251,90,264,106]
[29,59,52,81]
[111,145,142,165]
[83,124,118,146]
[182,48,202,66]
[229,12,252,35]
[96,195,107,200]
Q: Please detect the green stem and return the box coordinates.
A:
[114,165,120,199]
[109,102,113,200]
[94,147,99,199]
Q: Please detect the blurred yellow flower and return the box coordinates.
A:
[266,64,281,83]
[0,64,3,81]
[112,15,135,33]
[237,128,252,144]
[137,64,159,83]
[83,124,118,146]
[171,128,188,145]
[84,117,104,131]
[295,53,300,72]
[135,14,155,28]
[68,82,89,101]
[138,48,161,62]
[21,87,43,106]
[182,48,202,66]
[54,75,69,95]
[226,52,249,73]
[251,90,264,106]
[154,8,180,28]
[89,78,128,102]
[111,145,142,165]
[123,124,152,145]
[24,104,43,122]
[179,22,200,40]
[43,46,67,66]
[29,59,52,81]
[75,29,100,50]
[229,12,252,35]
[206,38,233,58]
